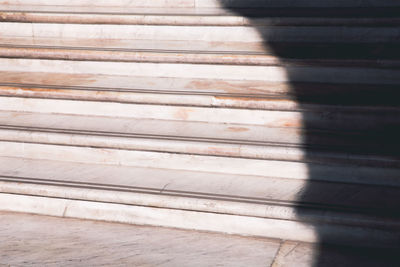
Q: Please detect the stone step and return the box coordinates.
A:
[1,0,399,8]
[2,111,399,168]
[2,45,400,69]
[0,37,268,54]
[2,37,399,61]
[1,0,399,252]
[2,95,399,134]
[2,80,399,112]
[1,6,400,26]
[2,21,400,44]
[0,156,399,247]
[1,58,400,86]
[1,139,400,187]
[1,71,399,108]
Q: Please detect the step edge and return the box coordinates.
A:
[0,192,398,248]
[0,179,397,229]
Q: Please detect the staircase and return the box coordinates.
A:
[0,0,399,248]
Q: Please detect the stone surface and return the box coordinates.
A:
[1,212,398,267]
[0,211,280,267]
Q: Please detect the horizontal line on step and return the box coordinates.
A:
[1,10,400,26]
[1,82,400,113]
[1,46,399,68]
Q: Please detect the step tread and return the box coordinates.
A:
[1,37,399,62]
[1,40,399,69]
[0,71,288,96]
[1,156,400,216]
[0,37,267,54]
[2,71,400,105]
[2,6,232,15]
[0,110,292,145]
[1,5,400,19]
[2,22,400,44]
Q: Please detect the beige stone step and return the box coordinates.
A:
[1,95,399,134]
[0,157,399,247]
[1,0,399,8]
[0,111,398,168]
[2,45,399,69]
[0,36,267,54]
[1,6,399,26]
[2,22,400,44]
[1,58,399,87]
[1,71,399,108]
[1,137,400,186]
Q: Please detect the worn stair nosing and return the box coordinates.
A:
[2,0,400,8]
[2,10,400,26]
[1,72,400,109]
[0,178,398,230]
[1,46,399,69]
[2,82,400,113]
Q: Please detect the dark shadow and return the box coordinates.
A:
[218,1,400,266]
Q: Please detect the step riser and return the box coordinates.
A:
[2,0,399,8]
[0,193,398,248]
[1,141,399,186]
[2,23,399,43]
[1,59,399,85]
[1,97,398,132]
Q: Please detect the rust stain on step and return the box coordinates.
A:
[187,80,289,95]
[227,127,249,132]
[0,72,97,87]
[214,96,289,102]
[279,119,302,128]
[205,146,240,157]
[174,108,194,120]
